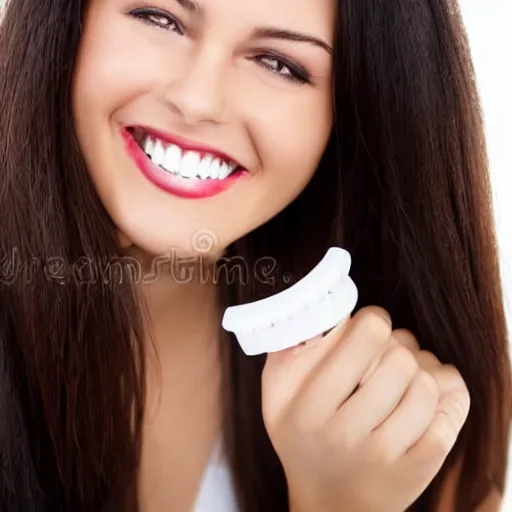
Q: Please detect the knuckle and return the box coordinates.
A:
[388,345,419,380]
[416,350,441,368]
[427,415,458,458]
[355,306,392,342]
[445,387,471,426]
[392,327,414,338]
[458,387,471,416]
[415,370,440,401]
[442,364,466,388]
[391,328,420,350]
[433,364,469,397]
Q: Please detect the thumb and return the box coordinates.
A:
[262,317,351,417]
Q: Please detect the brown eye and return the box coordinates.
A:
[260,56,293,78]
[253,53,311,84]
[130,7,183,35]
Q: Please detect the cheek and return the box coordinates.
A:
[251,93,333,194]
[72,18,174,124]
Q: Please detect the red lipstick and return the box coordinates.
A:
[121,127,246,200]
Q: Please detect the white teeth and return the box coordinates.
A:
[219,162,230,179]
[142,135,238,180]
[163,144,182,173]
[144,137,154,155]
[180,151,200,178]
[210,158,221,179]
[221,247,357,356]
[152,140,165,166]
[198,155,213,179]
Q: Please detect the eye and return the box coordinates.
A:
[129,7,184,35]
[254,54,311,84]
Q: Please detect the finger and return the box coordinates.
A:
[261,317,351,426]
[392,329,420,352]
[291,306,392,427]
[415,350,442,372]
[406,365,470,466]
[369,369,440,461]
[329,344,419,444]
[360,328,419,386]
[388,331,442,372]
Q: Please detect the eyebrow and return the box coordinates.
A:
[173,0,332,55]
[174,0,200,14]
[252,27,333,55]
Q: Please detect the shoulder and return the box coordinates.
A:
[436,458,503,512]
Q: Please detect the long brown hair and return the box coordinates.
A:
[0,0,510,511]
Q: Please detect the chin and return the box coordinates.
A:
[118,224,230,266]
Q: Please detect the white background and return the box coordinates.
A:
[458,0,512,508]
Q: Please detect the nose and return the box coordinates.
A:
[165,46,230,126]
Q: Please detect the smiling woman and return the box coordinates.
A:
[0,1,510,512]
[72,0,334,256]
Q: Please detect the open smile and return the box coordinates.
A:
[122,126,247,199]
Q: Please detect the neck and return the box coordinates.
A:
[134,253,227,511]
[128,246,227,409]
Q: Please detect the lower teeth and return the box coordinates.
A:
[143,153,216,180]
[159,164,208,180]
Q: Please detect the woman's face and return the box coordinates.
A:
[73,0,335,258]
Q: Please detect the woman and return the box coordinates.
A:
[0,0,510,511]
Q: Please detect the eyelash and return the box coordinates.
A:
[252,53,311,84]
[129,7,312,85]
[130,7,184,34]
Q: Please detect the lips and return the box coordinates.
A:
[122,127,247,199]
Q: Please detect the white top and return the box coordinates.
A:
[193,439,239,512]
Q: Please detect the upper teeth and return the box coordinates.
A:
[143,136,238,179]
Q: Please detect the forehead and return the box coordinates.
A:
[193,0,337,25]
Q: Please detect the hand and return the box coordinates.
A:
[261,306,470,512]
